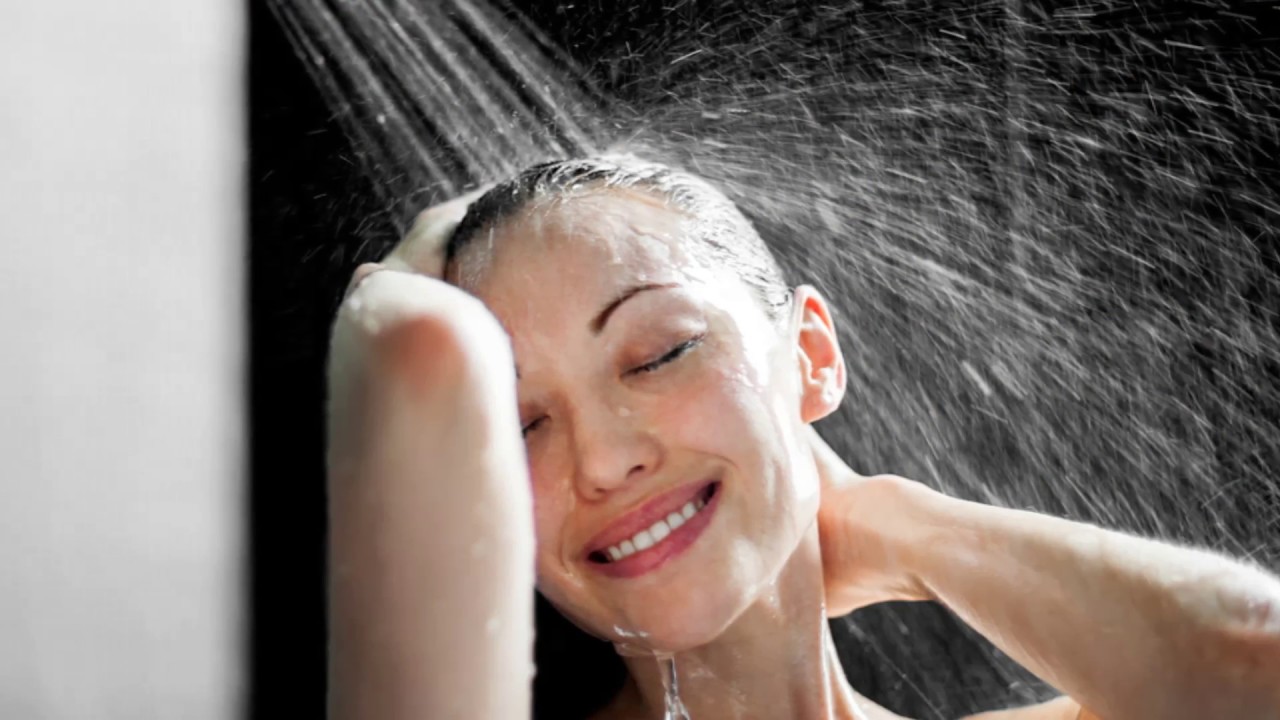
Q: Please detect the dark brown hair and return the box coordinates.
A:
[447,154,792,320]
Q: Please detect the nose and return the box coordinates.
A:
[569,400,661,501]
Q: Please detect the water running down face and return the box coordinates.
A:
[449,182,847,654]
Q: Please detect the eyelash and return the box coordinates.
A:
[520,333,706,438]
[521,417,545,437]
[628,333,706,376]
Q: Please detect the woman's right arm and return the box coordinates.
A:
[326,265,534,719]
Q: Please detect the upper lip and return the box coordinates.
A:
[580,478,716,558]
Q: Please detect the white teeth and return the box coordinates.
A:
[602,489,715,563]
[650,519,671,542]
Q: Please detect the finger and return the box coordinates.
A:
[391,185,495,278]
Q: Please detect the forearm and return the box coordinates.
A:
[327,274,534,720]
[900,486,1280,719]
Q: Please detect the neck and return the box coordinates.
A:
[617,526,867,720]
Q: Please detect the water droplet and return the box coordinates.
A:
[659,655,690,720]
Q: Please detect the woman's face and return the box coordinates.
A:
[452,188,837,653]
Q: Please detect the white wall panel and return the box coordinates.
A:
[0,3,243,719]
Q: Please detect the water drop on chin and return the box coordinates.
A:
[613,625,649,640]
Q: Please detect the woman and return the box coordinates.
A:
[326,155,1280,719]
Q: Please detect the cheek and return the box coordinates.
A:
[684,350,792,475]
[691,346,817,532]
[529,496,619,641]
[528,474,598,610]
[663,338,782,450]
[530,478,572,576]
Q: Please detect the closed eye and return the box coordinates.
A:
[521,416,547,438]
[629,333,706,376]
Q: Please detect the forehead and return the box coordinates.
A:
[454,188,717,312]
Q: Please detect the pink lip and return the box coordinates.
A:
[582,480,721,580]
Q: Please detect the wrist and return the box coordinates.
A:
[832,474,948,604]
[867,476,960,603]
[900,486,1000,607]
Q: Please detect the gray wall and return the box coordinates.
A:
[0,3,243,718]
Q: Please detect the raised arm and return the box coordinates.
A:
[326,195,534,720]
[812,428,1280,720]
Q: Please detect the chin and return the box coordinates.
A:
[633,592,749,653]
[542,573,753,654]
[543,488,805,653]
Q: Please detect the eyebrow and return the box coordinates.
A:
[516,282,678,380]
[591,283,677,335]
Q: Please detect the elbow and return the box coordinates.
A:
[336,269,511,370]
[1225,596,1280,704]
[1214,566,1280,647]
[1205,624,1280,718]
[1190,574,1280,715]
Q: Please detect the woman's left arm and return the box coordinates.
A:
[813,432,1280,720]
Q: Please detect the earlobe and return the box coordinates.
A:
[792,286,847,423]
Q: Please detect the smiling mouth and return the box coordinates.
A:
[588,482,719,565]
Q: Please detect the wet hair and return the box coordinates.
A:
[446,154,793,320]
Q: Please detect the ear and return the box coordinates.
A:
[790,285,847,423]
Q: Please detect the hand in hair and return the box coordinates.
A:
[808,425,1280,720]
[392,186,491,278]
[340,187,488,299]
[808,426,934,617]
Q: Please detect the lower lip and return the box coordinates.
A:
[589,483,721,580]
